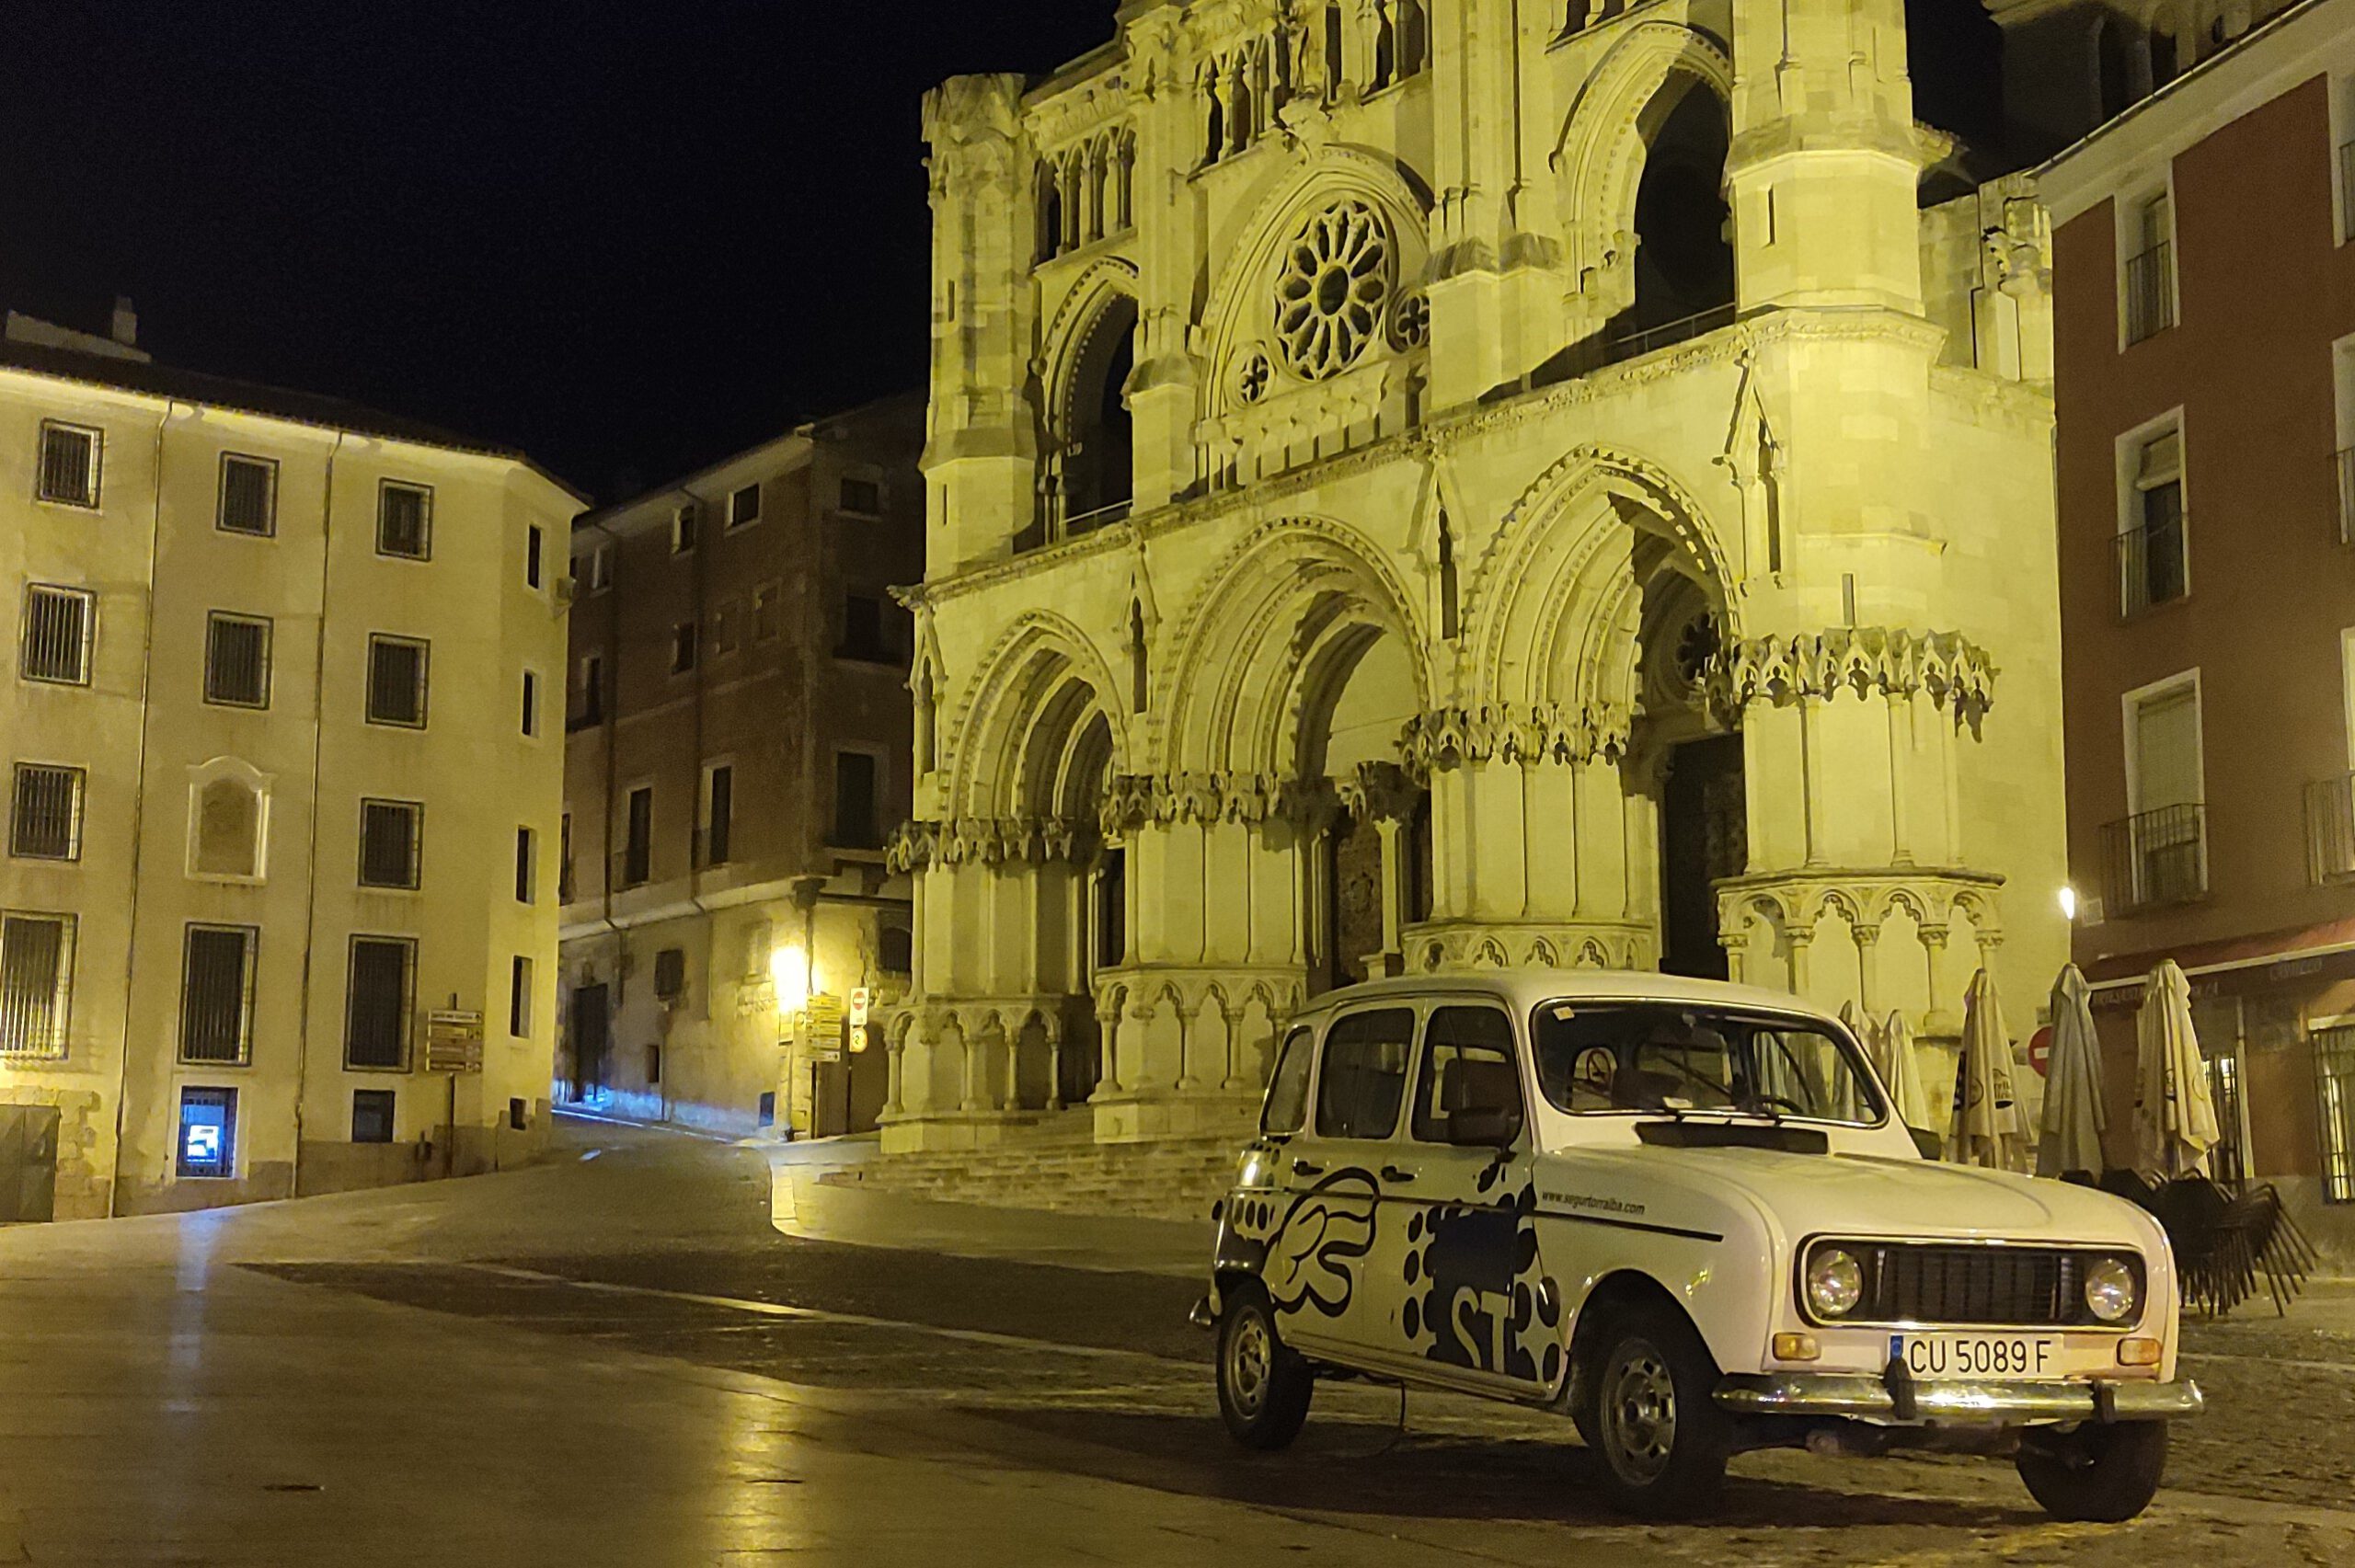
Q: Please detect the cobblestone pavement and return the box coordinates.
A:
[1,1119,2349,1566]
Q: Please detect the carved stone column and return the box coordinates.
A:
[883,1036,907,1118]
[1853,920,1882,1018]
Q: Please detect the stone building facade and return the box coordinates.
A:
[886,0,2070,1153]
[2040,0,2355,1256]
[0,312,577,1218]
[557,398,924,1140]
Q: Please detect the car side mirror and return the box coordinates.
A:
[1449,1106,1521,1149]
[1908,1126,1942,1159]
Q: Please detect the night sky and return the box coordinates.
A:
[0,1,1998,504]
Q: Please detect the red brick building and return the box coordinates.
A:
[2041,0,2355,1256]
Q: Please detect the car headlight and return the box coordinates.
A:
[2085,1256,2140,1323]
[1806,1246,1865,1320]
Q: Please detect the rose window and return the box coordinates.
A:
[1273,200,1393,380]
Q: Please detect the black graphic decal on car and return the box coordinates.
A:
[1401,1175,1563,1386]
[1262,1168,1378,1319]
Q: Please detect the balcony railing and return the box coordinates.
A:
[1612,303,1737,363]
[2124,241,2175,344]
[2338,447,2355,547]
[2311,772,2355,886]
[2115,515,2188,617]
[2099,802,2208,917]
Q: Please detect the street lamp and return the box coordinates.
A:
[2057,885,2079,923]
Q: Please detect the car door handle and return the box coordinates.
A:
[1381,1165,1418,1185]
[1292,1159,1326,1177]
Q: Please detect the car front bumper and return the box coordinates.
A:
[1716,1371,2204,1425]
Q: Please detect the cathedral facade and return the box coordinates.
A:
[885,0,2066,1150]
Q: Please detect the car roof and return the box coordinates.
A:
[1293,968,1844,1025]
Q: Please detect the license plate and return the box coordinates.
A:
[1892,1333,2062,1379]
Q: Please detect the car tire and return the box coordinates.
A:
[1580,1309,1734,1520]
[2016,1420,2169,1522]
[1215,1283,1314,1450]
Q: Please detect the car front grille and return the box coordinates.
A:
[1819,1242,2124,1328]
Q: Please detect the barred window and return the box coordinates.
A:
[37,421,99,508]
[377,482,432,560]
[204,613,272,708]
[0,911,75,1058]
[20,585,93,685]
[366,635,429,727]
[9,764,84,861]
[351,1088,396,1143]
[728,482,762,530]
[344,936,415,1070]
[179,923,257,1065]
[2319,1024,2355,1205]
[359,799,422,889]
[218,454,278,536]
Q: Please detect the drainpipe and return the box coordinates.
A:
[287,432,346,1199]
[108,399,180,1218]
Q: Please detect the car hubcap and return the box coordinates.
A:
[1227,1313,1271,1418]
[1603,1344,1678,1484]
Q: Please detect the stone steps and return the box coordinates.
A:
[822,1135,1245,1223]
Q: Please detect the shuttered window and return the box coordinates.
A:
[9,764,84,861]
[366,635,429,727]
[20,586,93,685]
[0,912,74,1059]
[378,482,431,559]
[178,924,257,1065]
[203,613,272,708]
[218,454,277,536]
[359,799,422,889]
[37,422,99,508]
[344,936,415,1070]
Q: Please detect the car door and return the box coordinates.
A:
[1374,1002,1555,1392]
[1262,1005,1413,1361]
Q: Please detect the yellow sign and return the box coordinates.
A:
[424,1010,484,1074]
[806,992,845,1035]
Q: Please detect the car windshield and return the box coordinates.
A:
[1530,1001,1885,1127]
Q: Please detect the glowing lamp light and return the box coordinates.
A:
[769,943,811,1012]
[2057,885,2079,923]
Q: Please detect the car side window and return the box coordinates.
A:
[1411,1006,1522,1143]
[1262,1025,1315,1135]
[1315,1008,1414,1140]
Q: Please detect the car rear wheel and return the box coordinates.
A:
[2016,1420,2168,1522]
[1580,1310,1734,1520]
[1215,1284,1313,1450]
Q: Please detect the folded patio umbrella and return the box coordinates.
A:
[1878,1008,1937,1141]
[2036,964,2108,1179]
[2134,959,2221,1179]
[1949,968,2028,1171]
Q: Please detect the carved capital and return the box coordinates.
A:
[1399,701,1633,776]
[1708,628,1998,726]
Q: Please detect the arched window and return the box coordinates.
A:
[1129,601,1150,714]
[1036,163,1064,264]
[1060,294,1138,532]
[1631,78,1734,333]
[1203,67,1226,165]
[1397,0,1429,78]
[188,761,270,881]
[2150,14,2182,88]
[2097,17,2136,120]
[1436,512,1460,640]
[913,662,937,775]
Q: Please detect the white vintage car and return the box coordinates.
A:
[1198,970,2200,1520]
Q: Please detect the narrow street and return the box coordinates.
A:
[1,1118,2349,1567]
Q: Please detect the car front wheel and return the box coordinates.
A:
[1215,1284,1314,1450]
[1581,1310,1734,1520]
[2016,1420,2168,1522]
